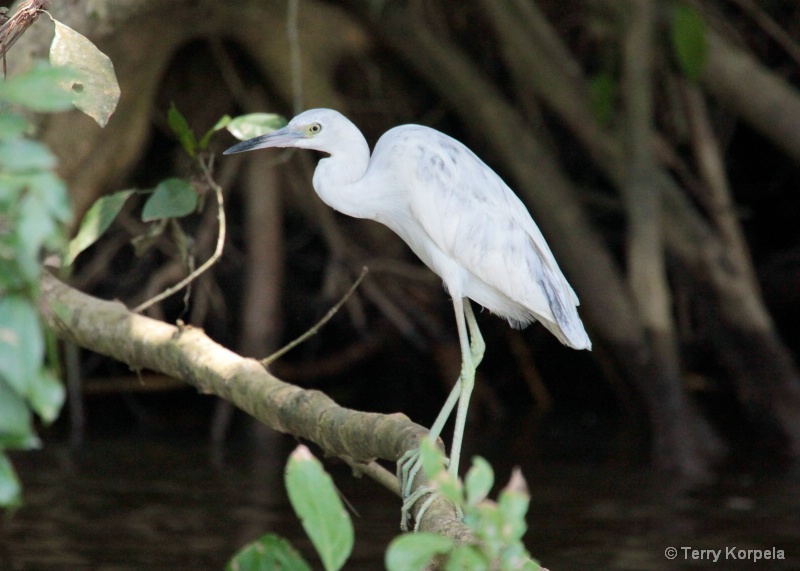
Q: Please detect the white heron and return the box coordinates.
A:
[224,108,591,529]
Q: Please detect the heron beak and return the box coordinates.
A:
[223,127,303,155]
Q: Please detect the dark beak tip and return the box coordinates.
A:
[223,142,249,156]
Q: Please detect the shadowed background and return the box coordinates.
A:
[3,0,800,568]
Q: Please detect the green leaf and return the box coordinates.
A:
[225,533,312,571]
[671,5,708,80]
[34,172,72,223]
[50,20,121,127]
[465,456,494,506]
[198,114,231,150]
[520,558,542,570]
[0,453,22,509]
[0,63,76,112]
[385,532,453,571]
[498,469,530,542]
[0,378,37,450]
[168,103,197,157]
[16,198,56,282]
[469,502,504,557]
[0,259,24,291]
[0,172,26,206]
[0,113,30,140]
[444,544,489,571]
[141,178,197,222]
[22,171,72,223]
[436,471,464,505]
[66,189,135,265]
[0,296,44,395]
[17,190,58,281]
[226,113,287,141]
[0,139,57,171]
[284,445,353,571]
[419,438,446,480]
[589,71,616,126]
[498,545,540,571]
[27,369,64,424]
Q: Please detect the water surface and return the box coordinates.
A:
[2,436,798,570]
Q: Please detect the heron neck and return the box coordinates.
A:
[312,140,373,219]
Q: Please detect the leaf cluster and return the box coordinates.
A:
[0,65,74,510]
[67,108,286,267]
[0,9,122,510]
[227,442,540,571]
[386,440,540,571]
[226,445,353,571]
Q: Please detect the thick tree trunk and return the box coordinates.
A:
[619,0,705,474]
[663,192,800,449]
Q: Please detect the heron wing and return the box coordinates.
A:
[375,125,588,348]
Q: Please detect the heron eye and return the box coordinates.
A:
[308,123,322,135]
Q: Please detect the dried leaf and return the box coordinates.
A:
[50,19,120,127]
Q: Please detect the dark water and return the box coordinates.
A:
[1,435,799,570]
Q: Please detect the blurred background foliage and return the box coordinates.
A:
[7,0,800,476]
[33,0,800,472]
[3,0,800,566]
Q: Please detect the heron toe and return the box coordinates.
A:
[397,444,459,531]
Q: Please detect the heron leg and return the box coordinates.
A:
[463,300,485,368]
[397,376,460,529]
[447,296,477,480]
[397,374,462,530]
[398,297,480,530]
[399,302,469,499]
[411,299,483,449]
[398,376,461,497]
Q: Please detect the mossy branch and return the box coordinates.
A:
[38,270,471,541]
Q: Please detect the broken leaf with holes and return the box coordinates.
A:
[49,20,120,127]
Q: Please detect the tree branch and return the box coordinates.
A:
[703,29,800,162]
[38,270,471,540]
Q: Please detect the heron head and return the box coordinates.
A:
[223,108,352,156]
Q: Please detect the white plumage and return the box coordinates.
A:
[225,108,591,527]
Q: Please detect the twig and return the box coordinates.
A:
[137,262,185,321]
[341,456,401,497]
[132,155,226,314]
[261,266,368,366]
[0,0,49,77]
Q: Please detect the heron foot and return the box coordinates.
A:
[397,447,424,498]
[401,486,463,532]
[402,485,437,531]
[397,447,424,530]
[397,445,459,531]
